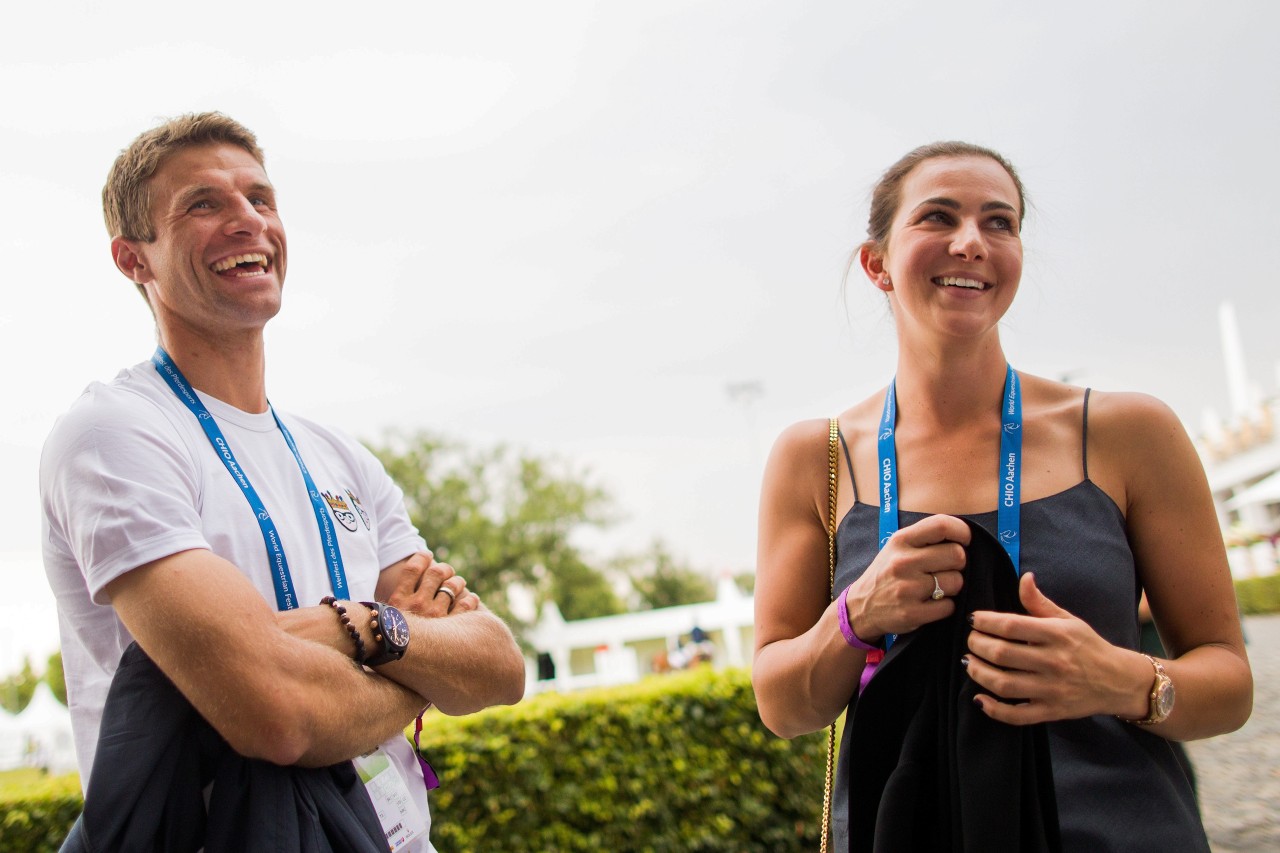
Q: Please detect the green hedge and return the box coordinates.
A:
[0,770,80,853]
[0,670,824,852]
[419,667,826,852]
[1236,572,1280,615]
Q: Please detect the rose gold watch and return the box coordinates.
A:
[1129,654,1175,726]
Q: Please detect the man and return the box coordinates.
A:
[41,112,526,851]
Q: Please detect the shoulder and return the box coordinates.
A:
[1084,390,1199,512]
[762,416,856,522]
[1085,389,1187,448]
[765,418,842,485]
[764,417,830,482]
[770,418,834,459]
[1012,372,1183,442]
[40,367,210,577]
[43,364,192,465]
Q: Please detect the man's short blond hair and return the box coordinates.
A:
[103,112,265,241]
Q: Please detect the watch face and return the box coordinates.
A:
[1154,678,1175,718]
[382,605,410,650]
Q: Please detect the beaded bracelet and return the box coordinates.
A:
[837,585,881,652]
[321,596,367,666]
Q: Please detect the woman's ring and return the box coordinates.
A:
[930,574,945,601]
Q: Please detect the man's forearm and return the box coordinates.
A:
[108,551,432,768]
[274,605,429,765]
[371,608,526,715]
[285,641,428,767]
[277,600,523,730]
[352,551,526,713]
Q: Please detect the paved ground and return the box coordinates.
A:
[1186,613,1280,852]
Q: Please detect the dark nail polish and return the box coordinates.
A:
[973,697,983,708]
[960,655,970,669]
[966,613,974,627]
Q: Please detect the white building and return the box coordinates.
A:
[525,573,753,694]
[1198,302,1280,578]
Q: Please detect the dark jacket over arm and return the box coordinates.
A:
[62,643,387,853]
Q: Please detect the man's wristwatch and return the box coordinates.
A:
[360,601,410,666]
[1129,654,1175,725]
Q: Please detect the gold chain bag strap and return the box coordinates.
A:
[820,417,839,852]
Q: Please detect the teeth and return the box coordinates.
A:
[936,276,985,289]
[210,253,269,273]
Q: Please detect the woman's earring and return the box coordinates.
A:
[882,276,892,288]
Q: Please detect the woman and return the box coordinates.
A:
[752,142,1251,851]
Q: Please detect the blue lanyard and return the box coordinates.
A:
[152,348,350,609]
[877,365,1022,648]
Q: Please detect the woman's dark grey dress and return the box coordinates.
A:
[830,396,1208,852]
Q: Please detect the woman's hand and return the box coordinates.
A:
[965,572,1152,724]
[843,514,972,642]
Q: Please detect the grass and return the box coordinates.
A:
[0,769,79,800]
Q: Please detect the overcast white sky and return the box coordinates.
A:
[2,1,1278,673]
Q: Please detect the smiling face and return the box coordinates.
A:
[112,142,287,345]
[862,155,1023,345]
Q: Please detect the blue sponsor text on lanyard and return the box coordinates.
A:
[152,348,349,610]
[877,365,1022,649]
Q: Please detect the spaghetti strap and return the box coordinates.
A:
[1082,388,1092,481]
[836,425,857,502]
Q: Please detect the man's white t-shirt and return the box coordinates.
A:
[41,360,437,851]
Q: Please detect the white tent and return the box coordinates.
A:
[0,682,76,774]
[1226,470,1280,510]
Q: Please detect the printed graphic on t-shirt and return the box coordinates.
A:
[347,489,372,530]
[321,490,360,532]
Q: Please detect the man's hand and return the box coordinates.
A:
[377,551,481,618]
[369,551,525,714]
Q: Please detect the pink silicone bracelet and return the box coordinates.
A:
[837,585,880,651]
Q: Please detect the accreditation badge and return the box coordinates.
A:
[353,746,428,851]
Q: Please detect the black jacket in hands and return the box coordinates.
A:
[842,520,1061,853]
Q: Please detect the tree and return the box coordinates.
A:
[544,556,626,622]
[46,650,67,706]
[368,432,622,631]
[0,658,38,714]
[623,540,716,611]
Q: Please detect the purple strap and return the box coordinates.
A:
[838,585,884,694]
[837,586,879,651]
[413,713,440,790]
[859,659,879,694]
